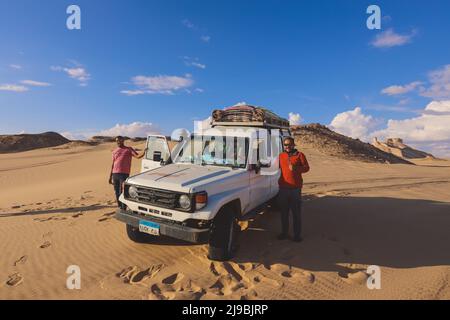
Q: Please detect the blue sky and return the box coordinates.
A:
[1,0,449,155]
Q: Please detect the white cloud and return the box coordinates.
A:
[329,102,450,158]
[182,19,211,42]
[98,122,160,138]
[329,107,380,140]
[201,35,211,42]
[182,56,206,69]
[422,100,450,114]
[20,80,52,87]
[51,65,90,86]
[288,112,303,125]
[371,29,416,48]
[60,131,85,141]
[120,90,146,96]
[122,74,194,95]
[420,65,450,99]
[381,81,423,96]
[379,65,450,101]
[182,19,196,29]
[9,64,22,70]
[61,122,161,140]
[0,84,29,92]
[371,101,450,145]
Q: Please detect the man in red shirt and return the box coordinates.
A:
[109,136,146,209]
[278,136,310,242]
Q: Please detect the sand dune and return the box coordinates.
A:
[1,142,450,299]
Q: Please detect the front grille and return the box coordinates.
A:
[135,186,178,209]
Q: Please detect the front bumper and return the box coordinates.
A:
[115,209,210,244]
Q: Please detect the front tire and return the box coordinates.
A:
[208,207,240,261]
[126,224,155,243]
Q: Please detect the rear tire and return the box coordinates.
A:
[208,206,240,261]
[126,224,155,243]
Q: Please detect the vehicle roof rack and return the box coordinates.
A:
[211,121,291,130]
[210,104,290,130]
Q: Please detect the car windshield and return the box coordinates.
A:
[175,135,249,168]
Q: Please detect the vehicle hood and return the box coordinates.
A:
[127,164,237,193]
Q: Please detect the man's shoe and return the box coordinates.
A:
[277,233,288,240]
[293,236,303,242]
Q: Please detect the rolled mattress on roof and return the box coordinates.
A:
[212,105,289,127]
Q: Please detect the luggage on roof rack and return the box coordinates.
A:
[211,105,290,129]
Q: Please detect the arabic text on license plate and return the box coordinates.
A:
[138,220,160,236]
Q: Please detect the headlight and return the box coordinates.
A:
[179,194,191,209]
[129,185,138,199]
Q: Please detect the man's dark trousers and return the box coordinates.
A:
[112,173,129,209]
[278,187,302,238]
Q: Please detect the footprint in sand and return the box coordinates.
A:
[11,205,22,209]
[251,275,281,288]
[14,255,28,266]
[98,211,116,222]
[149,284,176,300]
[207,261,257,297]
[237,263,257,272]
[240,289,258,300]
[34,216,66,222]
[72,212,83,218]
[42,231,53,238]
[292,271,316,284]
[265,263,315,285]
[40,241,51,249]
[209,274,247,296]
[6,273,24,287]
[118,264,165,285]
[162,273,185,285]
[149,274,205,300]
[338,269,368,285]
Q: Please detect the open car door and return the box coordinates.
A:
[141,135,172,172]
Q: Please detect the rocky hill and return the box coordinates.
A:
[0,132,70,153]
[291,124,412,164]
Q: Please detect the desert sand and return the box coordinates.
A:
[1,141,450,300]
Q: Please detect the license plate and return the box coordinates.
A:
[139,220,160,236]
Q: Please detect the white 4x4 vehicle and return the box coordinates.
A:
[115,112,292,261]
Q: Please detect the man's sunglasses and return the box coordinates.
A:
[284,144,293,147]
